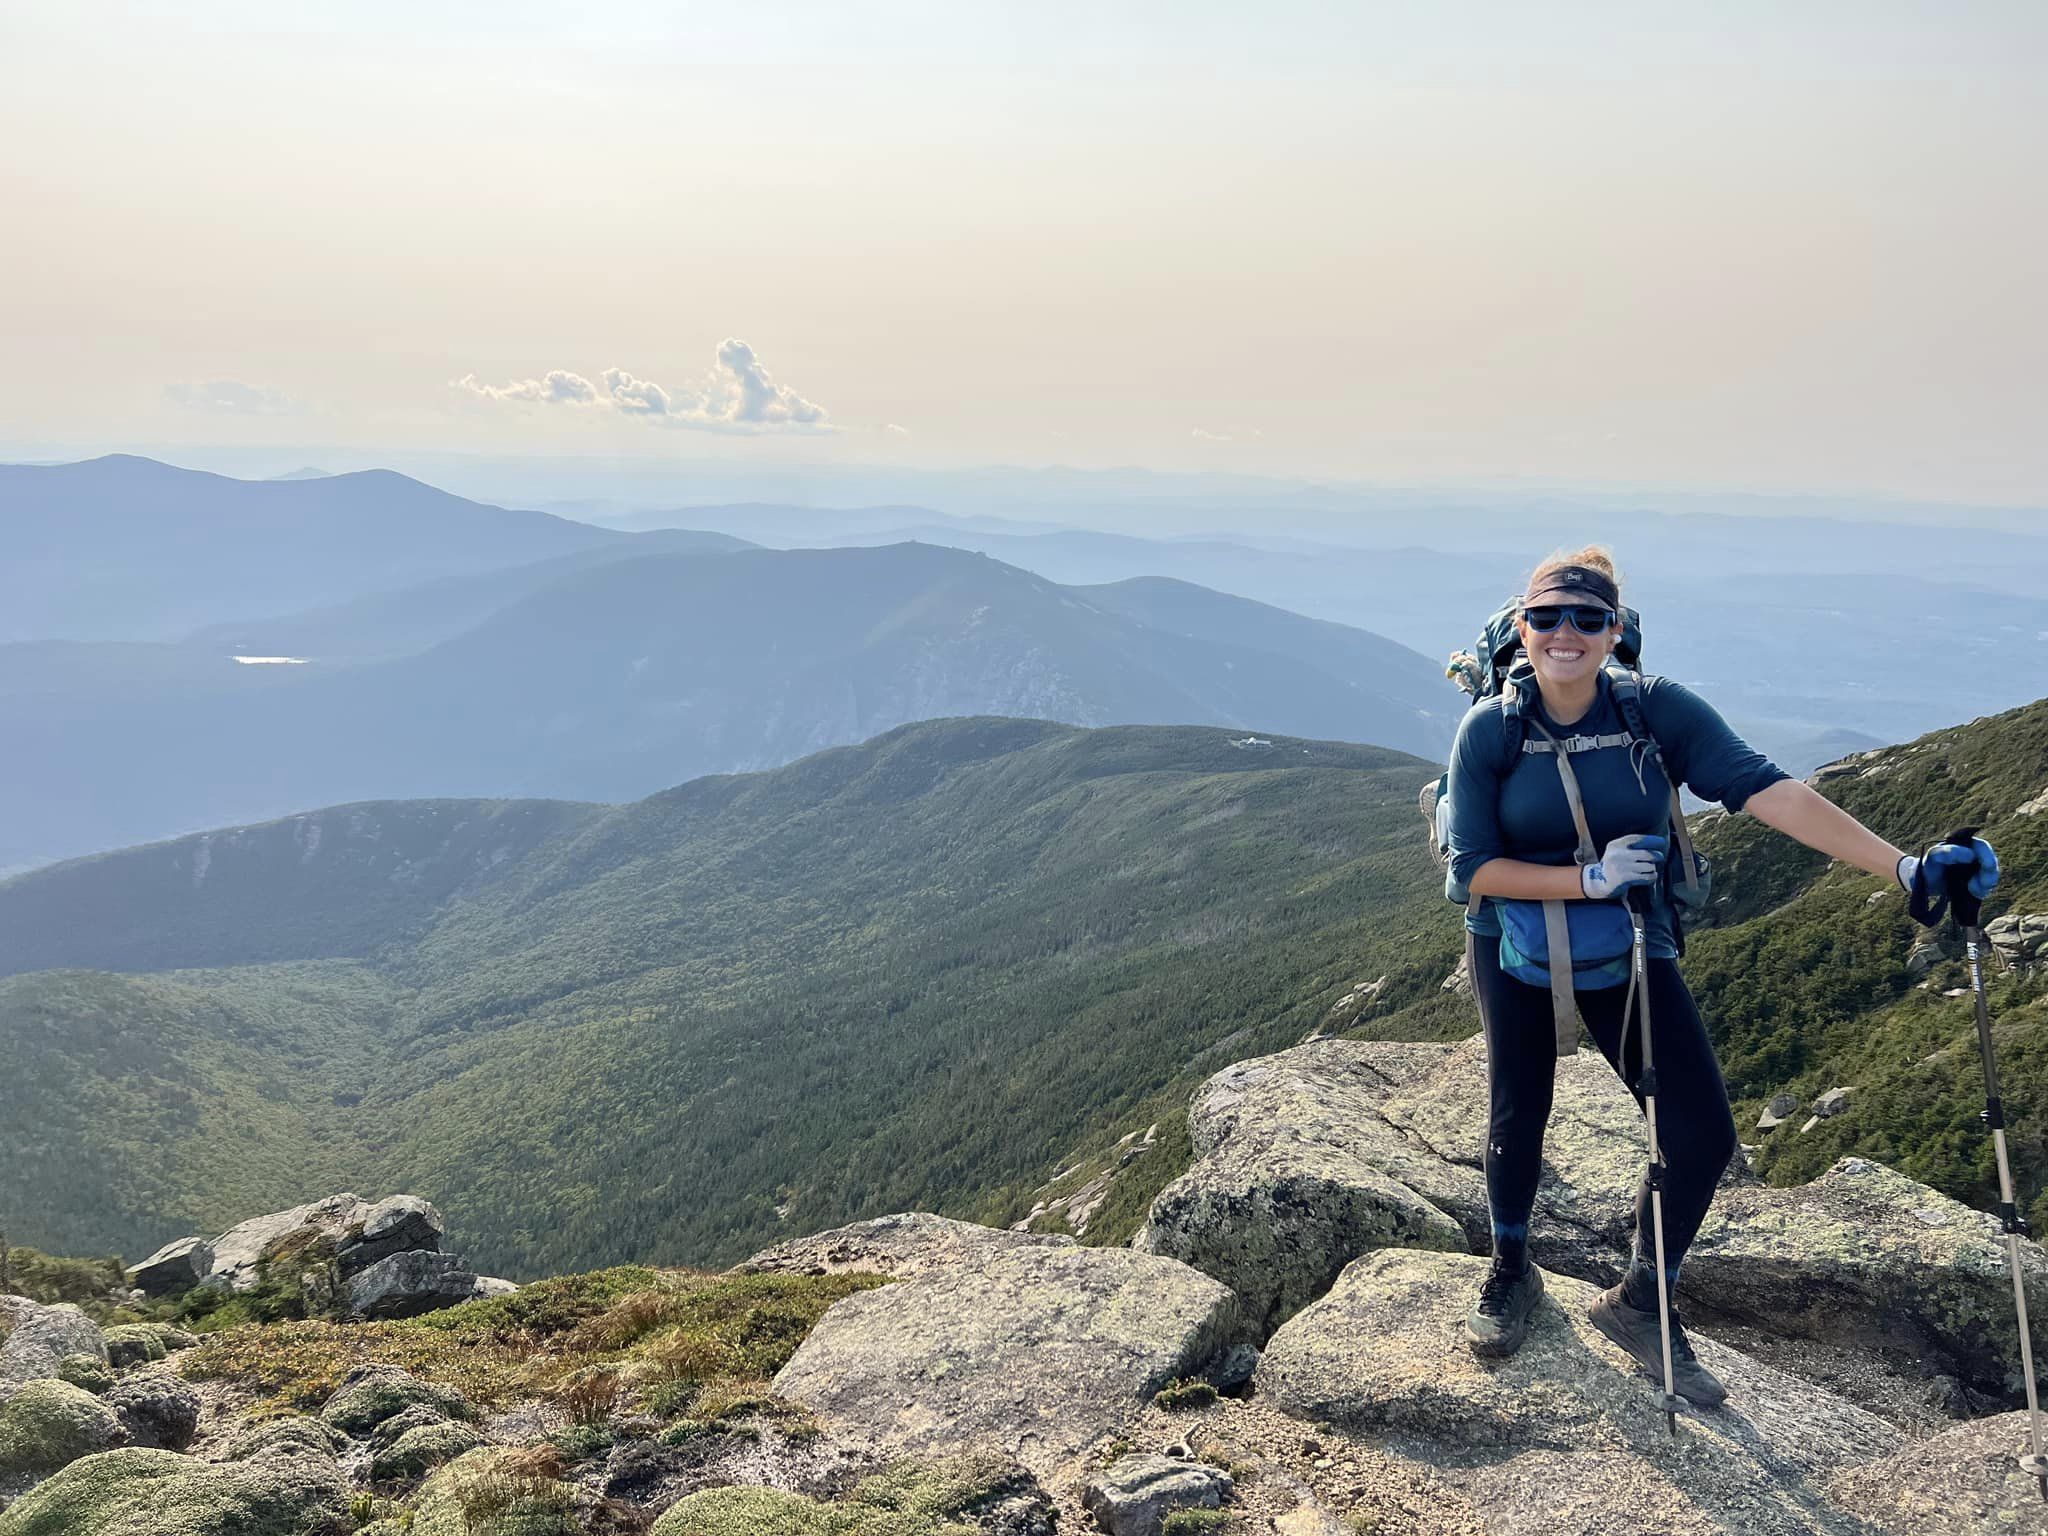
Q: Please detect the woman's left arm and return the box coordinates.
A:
[1740,778,1906,881]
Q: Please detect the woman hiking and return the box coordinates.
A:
[1443,545,2001,1408]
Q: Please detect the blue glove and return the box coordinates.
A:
[1896,835,2000,926]
[1581,834,1667,900]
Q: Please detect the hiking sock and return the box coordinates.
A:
[1619,1251,1681,1312]
[1491,1219,1530,1276]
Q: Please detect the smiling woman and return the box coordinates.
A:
[1441,541,2003,1412]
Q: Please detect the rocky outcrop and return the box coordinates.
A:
[141,1189,479,1318]
[1987,912,2048,972]
[0,1300,105,1403]
[1133,1041,1471,1336]
[1255,1248,1902,1534]
[205,1192,371,1292]
[1826,1410,2048,1534]
[1137,1036,1756,1334]
[1139,1035,2037,1411]
[345,1251,477,1320]
[1684,1156,2048,1399]
[125,1237,212,1297]
[336,1196,443,1279]
[1082,1453,1232,1535]
[741,1211,1078,1279]
[773,1242,1243,1478]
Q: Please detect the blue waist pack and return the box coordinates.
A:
[1495,896,1635,990]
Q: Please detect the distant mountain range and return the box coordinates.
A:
[0,534,1453,868]
[0,454,633,641]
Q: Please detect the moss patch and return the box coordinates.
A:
[0,1379,126,1477]
[55,1354,117,1394]
[404,1445,580,1536]
[0,1445,349,1536]
[321,1371,474,1436]
[100,1325,169,1368]
[369,1419,484,1482]
[649,1452,1035,1536]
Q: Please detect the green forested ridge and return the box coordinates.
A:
[3,702,2045,1282]
[0,717,1467,1276]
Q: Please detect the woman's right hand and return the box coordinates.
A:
[1580,834,1667,900]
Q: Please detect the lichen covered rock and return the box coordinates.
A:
[1686,1155,2048,1398]
[219,1413,350,1462]
[649,1450,1053,1536]
[774,1241,1240,1478]
[739,1210,1077,1280]
[1254,1247,1901,1534]
[53,1355,114,1395]
[369,1419,484,1482]
[0,1298,106,1400]
[0,1444,350,1536]
[319,1367,472,1437]
[99,1326,168,1369]
[1082,1452,1232,1534]
[0,1378,128,1478]
[404,1445,579,1536]
[1826,1409,2048,1533]
[102,1367,201,1452]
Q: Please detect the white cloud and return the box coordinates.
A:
[601,367,672,416]
[883,422,911,436]
[453,369,600,405]
[1191,428,1232,442]
[453,339,831,432]
[166,378,297,414]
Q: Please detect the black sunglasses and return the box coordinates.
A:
[1522,604,1616,635]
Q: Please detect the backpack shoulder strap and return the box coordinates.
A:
[1609,671,1704,912]
[1522,714,1595,1056]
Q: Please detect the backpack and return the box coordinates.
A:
[1417,596,1711,1053]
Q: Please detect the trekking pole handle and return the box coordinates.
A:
[1942,824,1986,929]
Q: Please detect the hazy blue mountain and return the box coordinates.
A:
[0,541,1454,868]
[183,527,757,665]
[0,454,631,641]
[759,525,2048,782]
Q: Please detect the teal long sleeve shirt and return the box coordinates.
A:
[1444,669,1791,959]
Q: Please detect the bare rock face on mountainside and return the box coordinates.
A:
[770,1242,1247,1480]
[128,1192,510,1319]
[1255,1247,1903,1536]
[1137,1034,2046,1410]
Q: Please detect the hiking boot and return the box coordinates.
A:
[1588,1283,1729,1408]
[1465,1261,1545,1357]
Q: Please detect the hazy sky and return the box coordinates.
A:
[4,2,2044,502]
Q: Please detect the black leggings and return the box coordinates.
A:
[1468,930,1737,1272]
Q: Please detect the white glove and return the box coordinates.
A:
[1580,834,1667,900]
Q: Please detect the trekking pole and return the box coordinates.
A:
[1625,881,1685,1437]
[1939,824,2048,1499]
